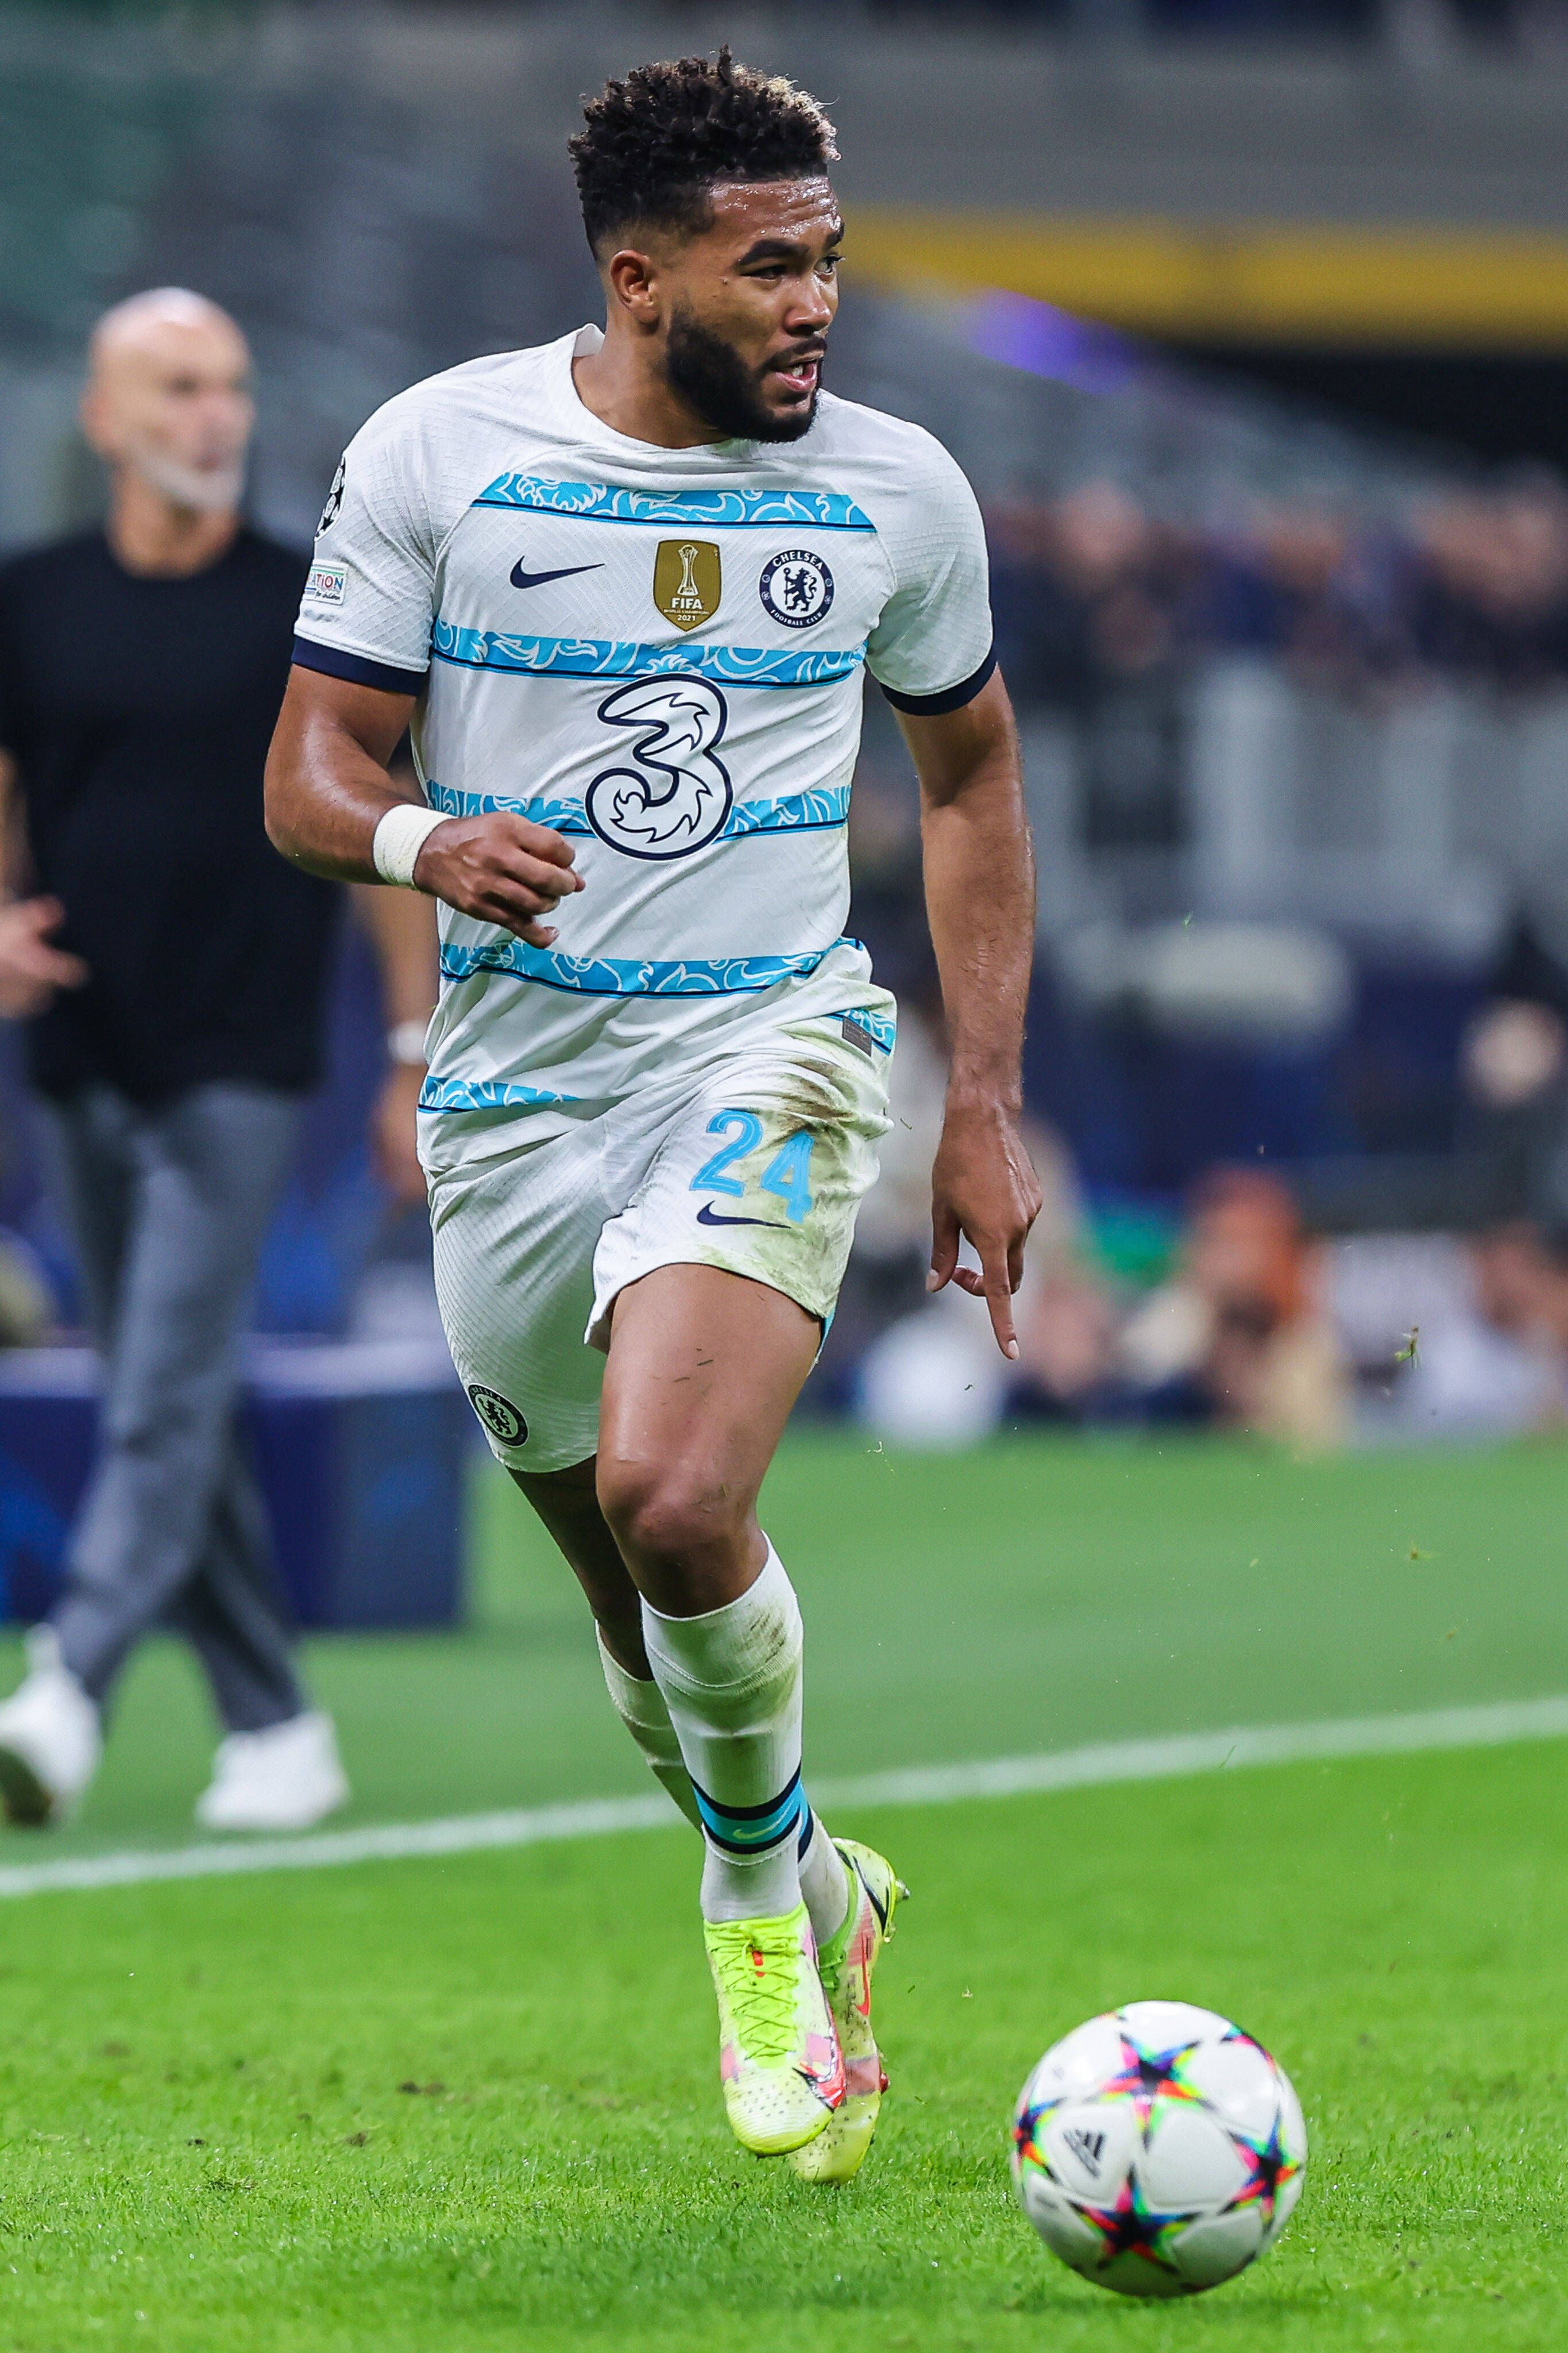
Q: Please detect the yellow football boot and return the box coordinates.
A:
[704,1901,846,2156]
[789,1841,906,2183]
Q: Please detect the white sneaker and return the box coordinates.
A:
[195,1710,349,1833]
[0,1627,102,1826]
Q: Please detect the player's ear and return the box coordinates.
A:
[604,245,662,326]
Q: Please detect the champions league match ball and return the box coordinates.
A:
[1011,2001,1307,2298]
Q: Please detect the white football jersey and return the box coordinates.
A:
[294,325,994,1123]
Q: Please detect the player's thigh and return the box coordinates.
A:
[589,1018,890,1356]
[427,1129,607,1473]
[594,1028,889,1569]
[600,1261,820,1515]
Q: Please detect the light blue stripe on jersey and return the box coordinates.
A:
[424,778,848,837]
[417,1077,581,1112]
[724,783,849,834]
[430,622,863,690]
[426,780,590,834]
[440,939,852,998]
[473,475,876,532]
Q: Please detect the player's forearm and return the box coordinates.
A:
[267,669,583,943]
[915,699,1034,1113]
[265,672,419,884]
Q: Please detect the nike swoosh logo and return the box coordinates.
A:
[694,1202,785,1229]
[860,1869,889,1934]
[509,558,603,590]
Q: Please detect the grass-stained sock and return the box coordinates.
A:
[642,1544,808,1924]
[595,1629,701,1829]
[798,1803,852,1946]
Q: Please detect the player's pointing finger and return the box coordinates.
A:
[982,1243,1019,1361]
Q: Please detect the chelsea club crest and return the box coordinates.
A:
[758,549,833,628]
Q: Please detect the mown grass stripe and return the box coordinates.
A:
[3,1691,1566,1901]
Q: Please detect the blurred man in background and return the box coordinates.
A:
[0,288,434,1833]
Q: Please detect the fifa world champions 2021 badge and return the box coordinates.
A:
[654,539,721,632]
[759,549,833,628]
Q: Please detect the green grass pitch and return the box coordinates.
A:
[0,1432,1566,2349]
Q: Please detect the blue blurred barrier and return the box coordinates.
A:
[0,1340,469,1631]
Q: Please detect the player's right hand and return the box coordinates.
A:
[0,896,90,1018]
[412,813,584,947]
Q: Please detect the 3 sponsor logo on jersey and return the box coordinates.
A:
[466,1384,528,1446]
[306,564,346,606]
[584,677,733,859]
[758,549,833,628]
[654,539,721,632]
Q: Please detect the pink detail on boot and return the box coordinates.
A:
[802,2032,847,2110]
[844,2052,884,2096]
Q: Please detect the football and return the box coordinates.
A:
[1011,2000,1307,2297]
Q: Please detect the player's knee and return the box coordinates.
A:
[597,1460,750,1572]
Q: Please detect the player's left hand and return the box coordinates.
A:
[371,1062,428,1206]
[928,1100,1042,1360]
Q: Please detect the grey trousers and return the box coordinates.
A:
[41,1082,307,1733]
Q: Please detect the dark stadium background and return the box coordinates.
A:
[7,0,1568,1440]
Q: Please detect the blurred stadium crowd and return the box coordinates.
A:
[6,5,1568,1465]
[993,475,1568,721]
[866,0,1561,42]
[830,468,1568,1449]
[11,399,1568,1457]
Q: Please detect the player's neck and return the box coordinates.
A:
[573,330,723,451]
[106,472,241,579]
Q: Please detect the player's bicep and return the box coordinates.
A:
[897,670,1019,810]
[265,668,418,870]
[272,665,416,776]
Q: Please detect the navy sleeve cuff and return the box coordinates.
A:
[292,636,428,696]
[877,644,997,717]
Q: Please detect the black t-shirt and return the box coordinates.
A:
[0,527,339,1103]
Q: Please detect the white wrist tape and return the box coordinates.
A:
[372,803,448,889]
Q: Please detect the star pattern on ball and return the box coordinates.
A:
[1230,2107,1304,2225]
[1012,2009,1306,2295]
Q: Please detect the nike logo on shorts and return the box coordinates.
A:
[694,1202,785,1229]
[509,557,603,589]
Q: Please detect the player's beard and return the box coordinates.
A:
[664,306,820,444]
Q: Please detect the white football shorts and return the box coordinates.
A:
[426,1004,895,1472]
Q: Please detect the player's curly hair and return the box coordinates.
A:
[570,48,838,259]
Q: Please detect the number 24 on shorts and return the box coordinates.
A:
[691,1110,816,1223]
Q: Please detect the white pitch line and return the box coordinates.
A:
[2,1690,1566,1903]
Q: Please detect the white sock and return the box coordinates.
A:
[596,1630,848,1937]
[594,1630,702,1830]
[798,1808,852,1947]
[641,1543,807,1924]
